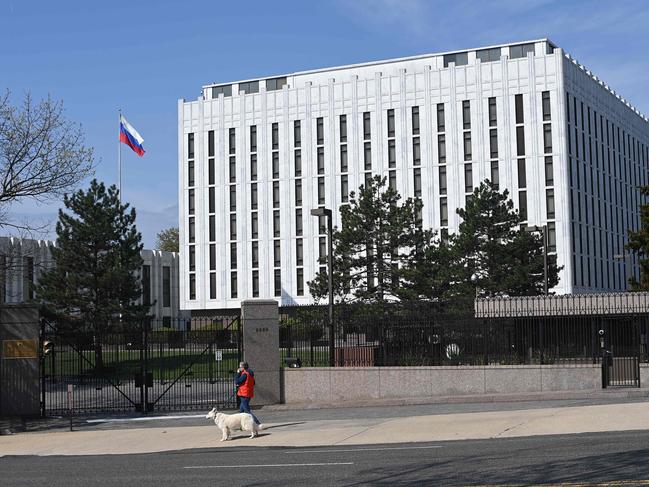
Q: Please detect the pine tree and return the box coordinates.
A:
[448,180,560,298]
[308,175,435,304]
[36,180,147,368]
[626,185,649,290]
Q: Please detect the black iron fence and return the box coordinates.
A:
[41,316,241,415]
[279,302,649,368]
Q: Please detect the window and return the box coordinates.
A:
[364,142,372,169]
[319,237,327,260]
[273,210,280,237]
[272,123,279,150]
[251,212,258,239]
[229,214,237,241]
[188,247,195,272]
[318,177,325,205]
[229,157,236,182]
[413,168,422,197]
[209,187,215,213]
[162,266,171,308]
[251,183,258,210]
[189,274,196,300]
[212,84,232,98]
[189,217,195,243]
[188,160,194,187]
[296,268,304,296]
[542,91,551,121]
[229,186,236,211]
[188,133,194,159]
[230,272,238,299]
[295,209,303,236]
[519,191,528,220]
[239,80,259,94]
[250,154,257,180]
[389,170,396,190]
[252,270,259,297]
[545,156,554,186]
[210,243,216,270]
[439,166,447,195]
[273,181,280,207]
[188,189,195,215]
[515,94,524,124]
[341,175,348,202]
[294,120,301,147]
[251,242,259,268]
[462,100,471,129]
[272,152,279,179]
[340,144,348,172]
[274,269,281,297]
[438,134,446,164]
[477,47,501,63]
[489,129,498,158]
[546,189,555,219]
[209,273,216,300]
[443,52,468,67]
[436,104,445,131]
[21,257,34,300]
[516,126,525,156]
[388,139,396,168]
[547,222,557,252]
[488,97,497,126]
[209,215,215,241]
[229,128,236,154]
[510,43,535,59]
[295,180,302,206]
[274,240,281,267]
[250,125,257,152]
[543,124,552,153]
[412,106,420,135]
[266,77,287,91]
[463,132,472,161]
[210,159,215,185]
[230,243,237,269]
[413,137,420,166]
[294,149,302,176]
[340,115,347,142]
[316,117,324,145]
[387,109,395,138]
[363,112,371,139]
[517,158,527,188]
[317,147,325,174]
[464,164,473,193]
[440,198,448,226]
[491,161,499,189]
[296,239,304,265]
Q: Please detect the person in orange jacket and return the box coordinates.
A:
[235,361,261,425]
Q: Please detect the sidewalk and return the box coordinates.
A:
[1,390,648,456]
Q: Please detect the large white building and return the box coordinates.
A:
[178,38,649,312]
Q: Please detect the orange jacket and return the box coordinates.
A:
[237,369,255,398]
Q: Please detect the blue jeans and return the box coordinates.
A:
[238,396,261,424]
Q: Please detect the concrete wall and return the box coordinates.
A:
[281,365,604,403]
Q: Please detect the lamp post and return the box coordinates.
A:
[525,225,548,295]
[311,207,334,366]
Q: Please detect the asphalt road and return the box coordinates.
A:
[2,430,649,486]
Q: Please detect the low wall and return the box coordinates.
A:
[281,365,609,403]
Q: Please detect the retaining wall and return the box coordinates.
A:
[281,365,624,403]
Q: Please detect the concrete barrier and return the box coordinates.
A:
[281,365,606,404]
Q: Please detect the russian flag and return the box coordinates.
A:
[119,115,145,157]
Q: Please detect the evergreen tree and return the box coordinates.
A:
[36,180,147,368]
[626,185,649,290]
[448,180,560,298]
[308,176,436,303]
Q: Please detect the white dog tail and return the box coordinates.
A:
[257,423,265,430]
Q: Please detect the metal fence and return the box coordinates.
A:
[279,302,649,368]
[41,316,242,415]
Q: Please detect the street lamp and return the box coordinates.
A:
[525,225,548,295]
[311,207,334,366]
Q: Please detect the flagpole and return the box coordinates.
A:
[118,108,122,204]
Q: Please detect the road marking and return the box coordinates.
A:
[87,414,205,423]
[464,481,649,487]
[184,462,353,469]
[286,445,444,454]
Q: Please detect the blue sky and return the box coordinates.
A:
[1,0,648,247]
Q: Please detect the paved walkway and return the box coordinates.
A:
[2,397,648,456]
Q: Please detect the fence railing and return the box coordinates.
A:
[279,303,649,368]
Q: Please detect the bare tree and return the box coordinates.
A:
[0,90,94,230]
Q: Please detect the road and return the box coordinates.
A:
[2,430,649,486]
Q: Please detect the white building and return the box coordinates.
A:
[178,38,649,312]
[0,237,187,327]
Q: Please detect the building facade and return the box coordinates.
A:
[178,39,649,311]
[0,237,187,327]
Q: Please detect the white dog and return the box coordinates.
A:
[205,407,263,441]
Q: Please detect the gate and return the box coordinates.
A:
[41,316,241,416]
[599,316,642,388]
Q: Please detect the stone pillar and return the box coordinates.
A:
[0,305,40,417]
[241,300,279,405]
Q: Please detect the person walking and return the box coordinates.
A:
[235,361,261,425]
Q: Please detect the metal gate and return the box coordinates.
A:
[41,316,241,416]
[599,316,642,388]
